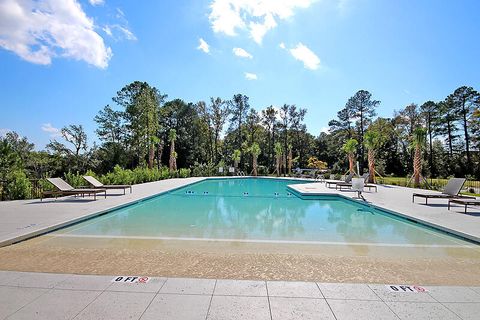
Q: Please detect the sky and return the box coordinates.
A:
[1,0,479,149]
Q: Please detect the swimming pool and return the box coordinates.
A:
[51,178,475,249]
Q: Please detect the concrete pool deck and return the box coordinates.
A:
[1,271,480,320]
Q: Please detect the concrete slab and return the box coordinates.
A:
[74,291,155,320]
[2,272,71,288]
[6,289,100,320]
[0,286,48,319]
[159,277,216,295]
[0,270,22,285]
[207,295,270,320]
[269,297,335,320]
[140,294,211,320]
[327,299,399,320]
[317,283,380,300]
[427,286,480,303]
[443,302,480,320]
[386,301,461,320]
[214,279,267,296]
[267,281,323,298]
[54,274,113,291]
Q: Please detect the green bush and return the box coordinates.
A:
[179,168,191,178]
[191,162,215,177]
[64,171,85,188]
[6,170,31,200]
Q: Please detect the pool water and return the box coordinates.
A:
[52,178,475,248]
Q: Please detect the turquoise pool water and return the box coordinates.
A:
[53,178,474,248]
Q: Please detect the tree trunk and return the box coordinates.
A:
[253,157,257,176]
[275,155,280,177]
[169,140,176,171]
[367,149,375,183]
[348,154,355,175]
[156,141,163,170]
[148,143,155,169]
[413,146,422,187]
[428,117,434,177]
[288,149,292,175]
[462,100,471,168]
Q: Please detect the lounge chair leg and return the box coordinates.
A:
[465,204,467,214]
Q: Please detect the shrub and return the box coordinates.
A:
[64,171,85,188]
[6,170,31,200]
[179,168,191,178]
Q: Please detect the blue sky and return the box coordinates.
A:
[1,0,479,149]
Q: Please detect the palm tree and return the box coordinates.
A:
[168,129,177,171]
[249,143,261,176]
[412,127,427,187]
[342,138,358,175]
[232,149,241,174]
[274,142,283,176]
[364,130,384,183]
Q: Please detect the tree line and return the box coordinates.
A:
[1,81,479,199]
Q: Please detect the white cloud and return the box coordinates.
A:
[41,123,62,138]
[209,0,314,44]
[233,47,252,59]
[0,128,11,137]
[244,72,257,80]
[88,0,104,6]
[197,38,210,53]
[279,42,286,49]
[289,43,320,70]
[0,0,112,68]
[103,24,136,41]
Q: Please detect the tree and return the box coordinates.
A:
[328,106,353,139]
[411,127,427,187]
[249,143,261,176]
[471,107,480,150]
[62,125,87,159]
[94,105,125,144]
[342,139,358,175]
[345,90,379,171]
[113,81,166,168]
[261,106,278,170]
[210,97,229,163]
[437,98,459,157]
[450,86,480,169]
[168,129,177,171]
[229,94,250,152]
[364,129,386,183]
[420,101,439,176]
[232,149,241,174]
